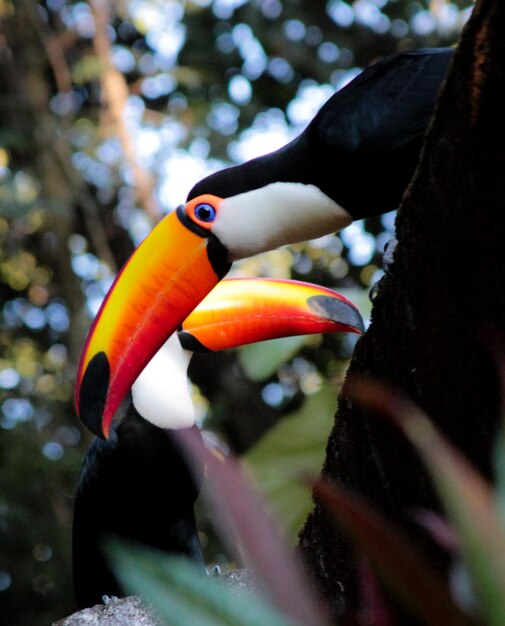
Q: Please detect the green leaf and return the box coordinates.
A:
[245,385,337,538]
[238,335,308,382]
[107,540,293,626]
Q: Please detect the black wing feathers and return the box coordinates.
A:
[73,412,203,608]
[313,48,453,152]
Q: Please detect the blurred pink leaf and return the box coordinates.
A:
[349,379,505,626]
[313,476,474,626]
[175,428,329,626]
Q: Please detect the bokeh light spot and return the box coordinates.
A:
[0,368,20,390]
[0,571,11,592]
[262,383,284,407]
[42,442,64,461]
[283,19,306,42]
[228,75,252,105]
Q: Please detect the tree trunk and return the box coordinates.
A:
[299,0,505,619]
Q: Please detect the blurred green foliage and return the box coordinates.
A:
[245,384,338,539]
[0,0,470,623]
[108,542,294,626]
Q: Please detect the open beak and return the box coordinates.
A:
[75,204,229,438]
[129,278,363,433]
[75,191,364,439]
[178,278,364,352]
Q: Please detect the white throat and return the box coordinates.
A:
[131,334,195,430]
[212,182,352,261]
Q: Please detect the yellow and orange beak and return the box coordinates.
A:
[178,278,364,352]
[75,197,230,438]
[75,192,364,439]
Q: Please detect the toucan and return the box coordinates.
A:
[75,47,452,440]
[72,278,363,608]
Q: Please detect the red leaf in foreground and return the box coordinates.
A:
[314,477,474,626]
[346,378,505,625]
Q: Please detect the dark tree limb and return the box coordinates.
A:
[299,0,505,619]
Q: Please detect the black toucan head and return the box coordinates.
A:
[75,48,453,438]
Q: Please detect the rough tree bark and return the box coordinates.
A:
[299,0,505,620]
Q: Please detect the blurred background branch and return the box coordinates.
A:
[90,0,162,224]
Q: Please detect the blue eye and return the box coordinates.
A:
[194,203,216,223]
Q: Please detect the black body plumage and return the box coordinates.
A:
[188,48,453,219]
[72,408,203,609]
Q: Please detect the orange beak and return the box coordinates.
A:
[75,200,229,438]
[178,278,364,352]
[75,193,364,439]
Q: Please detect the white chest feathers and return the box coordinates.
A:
[131,334,195,430]
[213,182,352,261]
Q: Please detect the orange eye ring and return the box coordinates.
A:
[185,194,223,230]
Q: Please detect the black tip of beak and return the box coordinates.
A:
[307,295,365,334]
[177,331,211,353]
[78,352,110,439]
